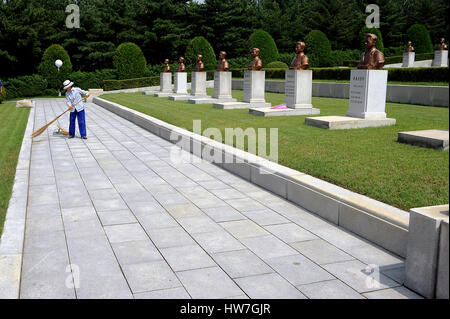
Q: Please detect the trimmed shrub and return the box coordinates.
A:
[248,30,279,65]
[305,30,332,67]
[113,42,147,80]
[3,74,48,99]
[38,44,72,90]
[185,36,216,71]
[70,69,117,89]
[359,27,384,52]
[231,67,448,83]
[278,53,295,66]
[227,57,251,69]
[265,61,289,69]
[407,24,433,54]
[328,50,361,67]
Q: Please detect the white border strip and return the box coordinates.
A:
[0,105,34,299]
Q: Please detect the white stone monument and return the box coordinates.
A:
[305,69,396,129]
[346,69,388,119]
[168,72,190,100]
[402,52,415,68]
[249,70,319,117]
[154,72,173,97]
[432,50,449,67]
[214,70,270,110]
[189,71,236,104]
[190,72,207,97]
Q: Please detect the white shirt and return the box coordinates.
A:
[65,87,88,112]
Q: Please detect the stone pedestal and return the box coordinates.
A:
[154,73,172,97]
[214,71,270,110]
[346,69,388,119]
[174,72,188,94]
[189,72,236,104]
[432,50,449,67]
[405,205,449,299]
[242,71,270,108]
[402,52,415,68]
[191,72,207,97]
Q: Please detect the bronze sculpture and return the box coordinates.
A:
[405,41,414,52]
[194,54,205,72]
[177,57,186,72]
[290,41,310,70]
[248,48,263,71]
[216,51,229,72]
[357,33,385,70]
[163,59,170,73]
[438,38,448,50]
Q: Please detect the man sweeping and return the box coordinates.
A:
[63,79,90,139]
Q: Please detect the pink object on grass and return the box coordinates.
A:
[271,104,287,109]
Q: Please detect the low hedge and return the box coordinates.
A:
[3,74,48,99]
[344,52,435,67]
[231,67,449,82]
[103,72,215,91]
[104,76,160,91]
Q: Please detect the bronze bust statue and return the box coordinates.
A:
[248,48,263,71]
[163,59,170,73]
[357,33,385,70]
[216,51,229,72]
[405,41,414,52]
[290,41,310,70]
[177,57,186,72]
[438,38,448,50]
[194,54,205,72]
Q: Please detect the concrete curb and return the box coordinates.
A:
[232,79,449,107]
[0,106,34,299]
[94,97,410,258]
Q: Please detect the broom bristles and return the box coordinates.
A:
[31,98,83,138]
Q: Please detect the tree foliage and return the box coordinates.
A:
[38,44,72,90]
[185,36,217,71]
[305,30,332,67]
[113,42,147,80]
[0,0,448,77]
[407,24,433,53]
[248,29,279,64]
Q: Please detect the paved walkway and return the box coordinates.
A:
[20,99,421,299]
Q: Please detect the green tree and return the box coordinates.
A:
[113,42,147,79]
[248,29,279,64]
[185,36,217,71]
[305,30,332,67]
[407,24,433,53]
[38,44,73,90]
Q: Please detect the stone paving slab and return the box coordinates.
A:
[8,98,421,299]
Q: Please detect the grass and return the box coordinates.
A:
[233,77,450,86]
[0,102,30,235]
[100,89,449,211]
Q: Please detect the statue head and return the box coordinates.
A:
[179,57,185,64]
[197,54,203,62]
[408,41,412,47]
[251,48,260,58]
[219,51,226,59]
[441,38,446,44]
[164,59,169,65]
[295,41,306,54]
[365,33,378,50]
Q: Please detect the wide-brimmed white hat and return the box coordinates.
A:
[63,80,74,90]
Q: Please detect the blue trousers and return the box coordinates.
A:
[69,109,86,137]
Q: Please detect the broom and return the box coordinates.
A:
[31,98,84,138]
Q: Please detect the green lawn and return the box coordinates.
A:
[101,89,449,211]
[0,102,30,235]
